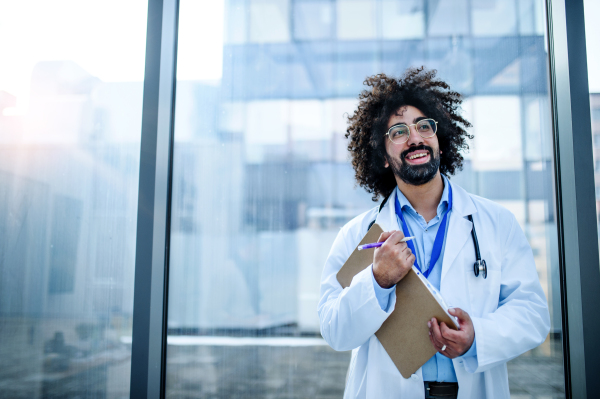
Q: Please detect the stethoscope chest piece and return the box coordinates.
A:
[467,214,487,279]
[473,259,487,279]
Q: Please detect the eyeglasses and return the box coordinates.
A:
[385,118,438,144]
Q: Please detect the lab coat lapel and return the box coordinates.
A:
[374,189,400,233]
[441,182,477,282]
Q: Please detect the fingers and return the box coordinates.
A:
[388,230,406,244]
[439,322,459,343]
[377,231,409,252]
[428,329,439,350]
[429,315,475,359]
[449,307,473,331]
[429,318,456,358]
[377,231,394,243]
[429,330,443,351]
[429,318,444,345]
[429,319,444,348]
[449,307,471,323]
[373,230,413,286]
[377,230,405,244]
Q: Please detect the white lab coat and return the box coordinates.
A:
[318,181,550,398]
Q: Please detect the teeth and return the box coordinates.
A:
[408,153,427,160]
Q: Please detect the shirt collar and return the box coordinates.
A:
[395,174,450,218]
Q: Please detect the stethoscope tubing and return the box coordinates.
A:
[467,214,487,279]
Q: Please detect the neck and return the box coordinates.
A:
[396,172,444,223]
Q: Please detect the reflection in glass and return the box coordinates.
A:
[167,0,564,397]
[0,1,147,397]
[586,3,600,358]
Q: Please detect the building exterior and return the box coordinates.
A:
[0,0,598,398]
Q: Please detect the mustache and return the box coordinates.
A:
[400,145,433,162]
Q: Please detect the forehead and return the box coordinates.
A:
[387,105,426,128]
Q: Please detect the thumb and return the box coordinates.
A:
[449,307,470,323]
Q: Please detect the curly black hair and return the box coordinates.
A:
[345,67,473,201]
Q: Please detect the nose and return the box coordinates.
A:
[407,125,423,146]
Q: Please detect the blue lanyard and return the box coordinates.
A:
[394,184,453,279]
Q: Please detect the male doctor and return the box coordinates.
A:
[318,68,550,398]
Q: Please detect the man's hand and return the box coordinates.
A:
[428,308,475,359]
[372,230,415,288]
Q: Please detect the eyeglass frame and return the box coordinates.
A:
[384,118,439,144]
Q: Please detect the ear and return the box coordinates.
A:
[384,161,389,168]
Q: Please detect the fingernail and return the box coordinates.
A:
[427,321,431,328]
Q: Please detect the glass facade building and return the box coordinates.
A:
[1,0,599,398]
[166,0,562,396]
[0,1,148,397]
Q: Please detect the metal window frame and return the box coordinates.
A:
[130,0,179,398]
[128,0,600,397]
[546,0,600,397]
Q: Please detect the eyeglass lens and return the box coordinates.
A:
[388,119,436,144]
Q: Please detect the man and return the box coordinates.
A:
[318,68,550,398]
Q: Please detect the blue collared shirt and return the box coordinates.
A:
[370,175,476,382]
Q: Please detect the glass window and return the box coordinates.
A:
[427,0,470,37]
[293,1,335,41]
[224,0,248,44]
[250,0,291,43]
[518,0,546,36]
[471,0,518,37]
[381,0,425,40]
[0,1,147,397]
[585,0,600,227]
[166,0,564,397]
[337,0,378,40]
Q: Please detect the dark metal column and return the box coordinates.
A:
[130,0,179,397]
[546,0,600,397]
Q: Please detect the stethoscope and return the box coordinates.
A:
[467,214,487,279]
[371,192,488,279]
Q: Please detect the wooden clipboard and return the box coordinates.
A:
[336,223,459,379]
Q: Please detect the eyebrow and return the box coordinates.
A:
[392,116,428,126]
[388,116,429,130]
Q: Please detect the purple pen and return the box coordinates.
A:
[357,236,415,250]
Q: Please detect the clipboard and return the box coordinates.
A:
[336,223,459,379]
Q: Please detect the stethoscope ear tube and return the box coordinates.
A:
[467,214,487,279]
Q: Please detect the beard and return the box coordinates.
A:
[388,145,440,186]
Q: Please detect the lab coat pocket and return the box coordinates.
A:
[465,269,501,316]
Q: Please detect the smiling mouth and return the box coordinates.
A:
[407,153,428,160]
[400,145,434,165]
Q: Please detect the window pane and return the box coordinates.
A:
[382,0,425,40]
[337,0,377,40]
[427,0,469,37]
[167,0,564,397]
[471,0,518,37]
[0,1,147,397]
[293,1,335,41]
[250,0,291,43]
